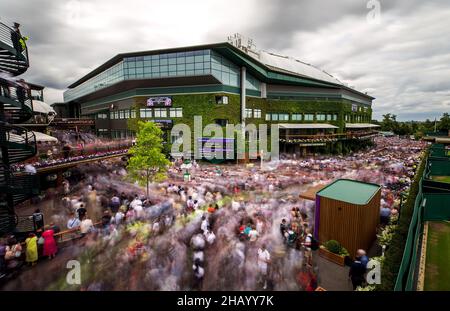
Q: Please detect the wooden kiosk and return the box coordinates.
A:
[314,179,381,258]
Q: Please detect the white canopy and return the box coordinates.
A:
[32,100,56,115]
[345,123,381,129]
[33,131,58,143]
[277,123,339,129]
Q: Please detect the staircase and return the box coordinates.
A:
[0,21,38,234]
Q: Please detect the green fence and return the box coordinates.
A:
[423,193,450,221]
[394,180,424,291]
[394,144,450,291]
[430,144,449,158]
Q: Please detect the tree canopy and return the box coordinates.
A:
[127,121,170,197]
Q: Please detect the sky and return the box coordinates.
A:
[1,0,449,121]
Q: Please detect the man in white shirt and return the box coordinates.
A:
[257,244,271,289]
[205,229,216,245]
[67,212,80,230]
[114,210,125,225]
[133,203,144,219]
[80,216,94,234]
[130,195,143,210]
[200,215,209,234]
[302,229,313,267]
[248,226,259,242]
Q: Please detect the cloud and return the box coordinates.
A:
[1,0,449,120]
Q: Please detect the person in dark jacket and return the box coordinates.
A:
[10,22,21,53]
[349,258,367,290]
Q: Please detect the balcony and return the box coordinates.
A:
[0,21,29,75]
[279,131,379,144]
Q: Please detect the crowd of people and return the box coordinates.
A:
[1,135,427,290]
[10,132,132,172]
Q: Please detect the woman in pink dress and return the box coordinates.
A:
[42,226,57,259]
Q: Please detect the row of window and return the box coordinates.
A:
[108,109,136,120]
[345,114,370,122]
[352,104,369,113]
[99,108,368,123]
[97,129,136,139]
[245,108,262,118]
[265,113,338,122]
[140,107,183,118]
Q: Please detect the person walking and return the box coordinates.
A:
[25,233,38,266]
[257,244,271,289]
[32,209,44,231]
[67,211,81,230]
[192,258,204,290]
[349,257,366,290]
[42,225,57,259]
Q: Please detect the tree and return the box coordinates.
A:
[380,113,398,132]
[127,121,170,198]
[438,113,450,132]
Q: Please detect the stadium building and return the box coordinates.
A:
[63,35,378,156]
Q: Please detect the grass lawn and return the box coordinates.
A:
[424,221,450,290]
[431,175,450,184]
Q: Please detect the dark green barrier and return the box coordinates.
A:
[423,193,450,221]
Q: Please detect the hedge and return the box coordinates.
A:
[378,148,429,291]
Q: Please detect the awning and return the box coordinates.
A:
[32,100,56,115]
[299,183,328,201]
[32,131,58,143]
[345,123,381,129]
[277,123,338,129]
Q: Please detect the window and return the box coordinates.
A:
[119,110,125,119]
[171,133,183,144]
[271,114,279,121]
[130,109,136,118]
[333,114,338,121]
[215,119,228,127]
[140,108,152,118]
[326,114,332,121]
[265,114,271,121]
[97,113,108,119]
[292,114,302,121]
[317,114,326,121]
[169,107,183,118]
[304,114,314,121]
[352,104,358,112]
[279,114,289,121]
[154,108,167,118]
[245,108,253,118]
[215,95,229,104]
[254,109,262,118]
[98,129,108,137]
[345,114,350,122]
[124,110,130,119]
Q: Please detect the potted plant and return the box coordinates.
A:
[319,240,349,266]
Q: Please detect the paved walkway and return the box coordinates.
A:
[316,254,353,291]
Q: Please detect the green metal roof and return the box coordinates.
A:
[317,179,381,205]
[66,42,375,101]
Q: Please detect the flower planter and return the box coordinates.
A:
[319,247,346,266]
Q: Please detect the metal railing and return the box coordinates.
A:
[0,79,33,118]
[280,131,379,142]
[0,123,35,146]
[0,21,29,65]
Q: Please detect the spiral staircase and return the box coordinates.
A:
[0,21,39,234]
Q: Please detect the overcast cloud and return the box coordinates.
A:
[1,0,449,120]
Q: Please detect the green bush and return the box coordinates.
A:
[378,148,428,291]
[324,240,342,254]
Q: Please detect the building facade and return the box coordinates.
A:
[63,42,377,156]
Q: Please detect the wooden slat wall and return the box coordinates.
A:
[318,190,380,258]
